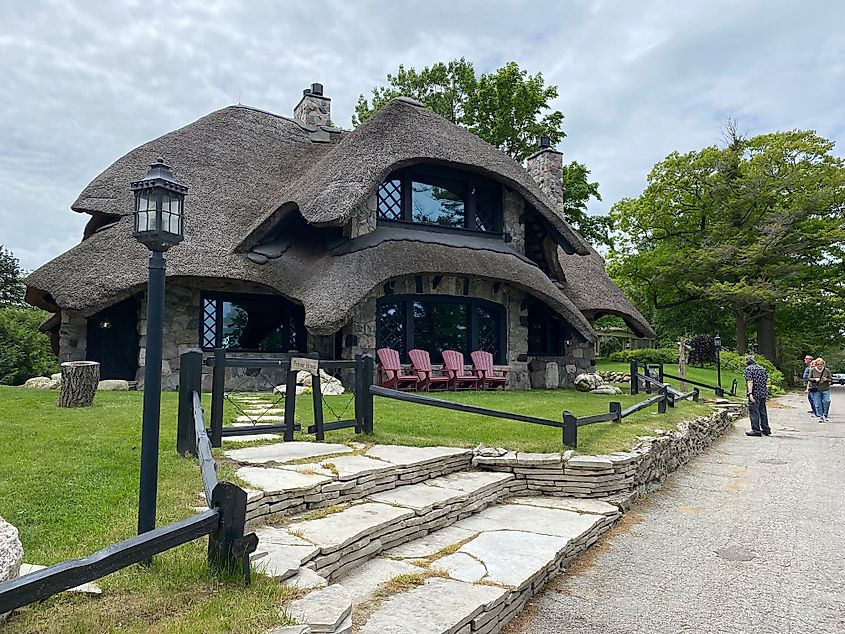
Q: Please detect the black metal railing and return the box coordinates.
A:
[0,393,254,615]
[629,361,734,397]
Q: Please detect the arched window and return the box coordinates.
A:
[376,295,506,363]
[376,166,502,234]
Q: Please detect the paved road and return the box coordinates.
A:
[509,389,845,634]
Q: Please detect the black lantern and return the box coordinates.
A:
[714,333,722,349]
[130,158,187,252]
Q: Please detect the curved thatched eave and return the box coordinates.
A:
[556,247,656,339]
[239,98,591,255]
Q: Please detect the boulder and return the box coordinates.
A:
[274,384,308,395]
[50,373,62,384]
[574,372,605,392]
[97,379,130,391]
[1,517,23,621]
[23,376,53,389]
[297,370,345,394]
[589,386,623,395]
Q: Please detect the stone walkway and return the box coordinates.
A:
[507,389,845,634]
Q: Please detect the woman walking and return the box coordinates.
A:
[808,358,833,422]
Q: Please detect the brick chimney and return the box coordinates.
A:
[294,83,331,127]
[526,136,564,215]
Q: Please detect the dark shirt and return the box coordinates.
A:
[744,363,769,401]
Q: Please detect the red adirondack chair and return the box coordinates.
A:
[408,349,450,391]
[442,350,480,390]
[376,348,419,391]
[471,350,508,390]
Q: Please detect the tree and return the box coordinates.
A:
[0,306,58,384]
[0,245,25,306]
[609,127,845,365]
[355,59,611,246]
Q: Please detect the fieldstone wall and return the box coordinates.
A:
[526,147,564,214]
[345,192,378,239]
[473,409,731,498]
[528,340,595,389]
[58,310,87,363]
[339,274,531,389]
[502,188,526,253]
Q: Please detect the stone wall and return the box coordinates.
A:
[58,310,87,363]
[526,147,564,214]
[473,409,731,498]
[502,188,526,253]
[527,340,595,390]
[339,274,531,389]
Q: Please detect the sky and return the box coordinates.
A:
[1,0,844,271]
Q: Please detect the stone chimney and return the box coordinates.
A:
[526,136,564,215]
[294,83,331,127]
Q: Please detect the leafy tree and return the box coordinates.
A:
[0,306,58,384]
[561,161,613,248]
[609,126,845,364]
[0,245,25,306]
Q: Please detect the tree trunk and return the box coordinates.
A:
[735,309,747,355]
[678,336,688,392]
[757,306,776,364]
[58,361,100,408]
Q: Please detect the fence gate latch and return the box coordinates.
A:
[232,532,259,586]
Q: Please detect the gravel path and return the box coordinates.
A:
[508,389,845,634]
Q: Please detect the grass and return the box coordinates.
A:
[0,384,711,632]
[596,359,744,400]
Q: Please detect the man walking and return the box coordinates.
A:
[803,354,818,416]
[744,354,771,437]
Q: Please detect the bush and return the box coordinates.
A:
[608,347,679,365]
[718,350,786,396]
[598,337,623,357]
[0,306,58,385]
[688,334,717,366]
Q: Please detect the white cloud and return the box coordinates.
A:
[0,0,843,269]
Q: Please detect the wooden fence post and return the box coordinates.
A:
[283,366,298,442]
[693,388,700,402]
[629,361,638,395]
[563,411,578,448]
[177,349,203,457]
[311,367,325,442]
[658,386,668,414]
[210,348,226,448]
[657,363,664,384]
[208,482,247,573]
[362,354,375,434]
[353,354,364,434]
[609,401,622,422]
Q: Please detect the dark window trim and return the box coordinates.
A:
[200,291,307,353]
[376,294,507,364]
[376,165,504,235]
[377,219,504,240]
[527,300,570,356]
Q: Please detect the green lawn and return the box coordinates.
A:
[596,359,744,400]
[0,385,710,633]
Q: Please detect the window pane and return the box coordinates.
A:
[202,298,217,349]
[377,179,403,221]
[476,305,501,361]
[411,180,465,228]
[413,300,467,359]
[377,301,406,357]
[206,295,306,351]
[474,184,498,232]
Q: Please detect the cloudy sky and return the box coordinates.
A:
[1,0,843,270]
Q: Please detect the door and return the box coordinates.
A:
[86,297,140,381]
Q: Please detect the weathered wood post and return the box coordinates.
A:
[658,385,668,414]
[609,401,622,421]
[57,361,100,408]
[311,368,325,442]
[563,411,578,448]
[353,353,364,434]
[362,354,375,434]
[210,348,226,448]
[629,360,638,395]
[283,364,298,442]
[677,337,690,392]
[177,349,203,457]
[208,482,247,573]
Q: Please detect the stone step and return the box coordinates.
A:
[226,444,475,526]
[335,496,621,634]
[250,470,517,583]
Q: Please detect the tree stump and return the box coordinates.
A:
[58,361,100,408]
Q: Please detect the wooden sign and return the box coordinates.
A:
[290,357,319,375]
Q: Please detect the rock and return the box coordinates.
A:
[574,372,605,392]
[268,626,311,634]
[50,373,62,383]
[274,385,308,395]
[543,361,559,389]
[589,386,622,395]
[0,517,22,583]
[226,442,352,465]
[287,584,352,633]
[473,443,508,458]
[336,558,420,605]
[320,380,345,396]
[97,379,129,391]
[23,376,52,389]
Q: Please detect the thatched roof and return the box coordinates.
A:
[556,247,656,339]
[26,96,648,341]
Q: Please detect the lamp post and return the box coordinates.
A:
[131,158,187,536]
[714,332,722,396]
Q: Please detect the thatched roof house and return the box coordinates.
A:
[26,85,653,389]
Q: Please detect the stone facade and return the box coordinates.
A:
[526,147,564,215]
[502,188,526,253]
[58,310,87,363]
[294,85,332,128]
[527,340,595,390]
[345,192,377,239]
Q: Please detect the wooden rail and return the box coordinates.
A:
[193,391,217,506]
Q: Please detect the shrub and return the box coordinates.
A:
[718,350,786,396]
[688,334,717,365]
[608,347,679,365]
[598,337,623,357]
[0,306,58,385]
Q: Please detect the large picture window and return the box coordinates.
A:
[376,295,505,363]
[201,292,307,352]
[376,166,502,234]
[527,301,569,356]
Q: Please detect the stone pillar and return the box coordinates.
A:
[294,83,332,127]
[502,189,526,255]
[58,310,87,363]
[526,145,564,215]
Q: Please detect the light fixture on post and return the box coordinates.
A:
[714,332,723,396]
[131,157,187,537]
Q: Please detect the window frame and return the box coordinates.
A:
[376,165,504,237]
[527,301,570,357]
[200,291,307,353]
[376,294,507,364]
